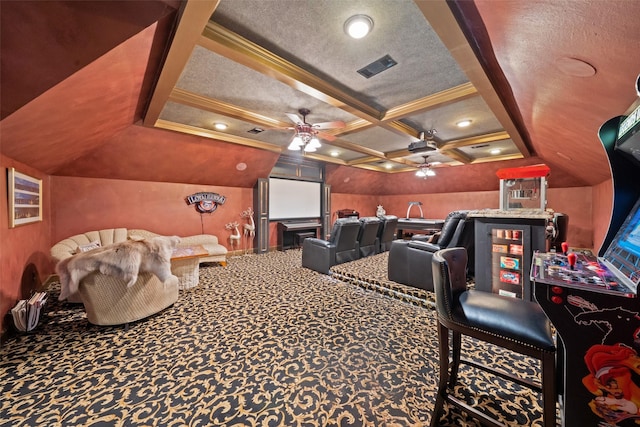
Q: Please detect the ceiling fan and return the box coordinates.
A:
[285,108,345,152]
[415,154,436,179]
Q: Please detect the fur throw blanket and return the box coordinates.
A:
[56,236,181,301]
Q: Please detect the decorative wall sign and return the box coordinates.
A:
[185,192,226,213]
[8,168,43,228]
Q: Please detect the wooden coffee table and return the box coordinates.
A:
[171,245,209,290]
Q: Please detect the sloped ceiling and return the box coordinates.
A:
[1,0,639,193]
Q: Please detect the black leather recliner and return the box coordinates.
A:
[301,218,361,274]
[387,210,474,291]
[357,217,381,257]
[377,215,398,252]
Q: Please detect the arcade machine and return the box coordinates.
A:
[532,76,640,426]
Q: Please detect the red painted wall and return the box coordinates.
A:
[1,156,52,336]
[51,176,255,254]
[0,170,605,338]
[592,179,614,253]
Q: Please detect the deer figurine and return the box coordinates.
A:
[225,221,241,253]
[241,207,255,254]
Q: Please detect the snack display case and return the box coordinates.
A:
[471,213,549,301]
[489,226,526,298]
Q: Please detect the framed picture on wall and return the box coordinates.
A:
[8,168,42,228]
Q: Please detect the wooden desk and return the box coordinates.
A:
[171,245,209,290]
[396,218,444,239]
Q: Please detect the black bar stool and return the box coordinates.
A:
[430,247,558,427]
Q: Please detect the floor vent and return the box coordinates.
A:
[357,54,397,79]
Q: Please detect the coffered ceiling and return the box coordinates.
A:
[145,0,530,175]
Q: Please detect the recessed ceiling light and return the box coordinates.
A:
[456,120,472,128]
[490,148,501,155]
[344,15,373,39]
[214,123,228,130]
[330,151,340,157]
[385,163,393,170]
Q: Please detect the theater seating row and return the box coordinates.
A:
[301,215,398,274]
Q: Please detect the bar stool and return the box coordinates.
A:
[430,247,557,427]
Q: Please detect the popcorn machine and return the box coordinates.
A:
[497,164,550,211]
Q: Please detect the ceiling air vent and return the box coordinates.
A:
[357,54,397,79]
[470,144,489,149]
[248,127,264,134]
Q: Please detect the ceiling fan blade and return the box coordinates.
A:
[317,130,337,142]
[313,120,345,130]
[286,113,304,125]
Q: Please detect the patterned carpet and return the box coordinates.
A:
[330,252,436,309]
[1,249,547,426]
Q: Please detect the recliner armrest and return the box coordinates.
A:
[408,240,440,252]
[303,238,333,249]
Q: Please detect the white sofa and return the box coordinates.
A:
[51,228,228,266]
[128,229,227,265]
[50,228,227,325]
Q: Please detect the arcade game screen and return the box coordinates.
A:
[603,197,640,287]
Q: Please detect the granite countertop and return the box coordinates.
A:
[467,209,553,219]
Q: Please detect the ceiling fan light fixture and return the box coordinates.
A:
[416,155,435,179]
[308,137,321,148]
[303,144,317,153]
[288,136,304,150]
[344,15,373,39]
[416,166,435,178]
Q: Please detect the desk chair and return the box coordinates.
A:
[430,247,557,427]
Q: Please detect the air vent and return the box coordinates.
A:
[248,127,264,134]
[357,54,397,79]
[470,144,490,149]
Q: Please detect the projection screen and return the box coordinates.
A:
[268,178,321,220]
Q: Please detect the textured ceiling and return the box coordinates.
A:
[147,0,530,175]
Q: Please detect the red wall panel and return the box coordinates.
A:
[592,179,614,253]
[51,176,254,253]
[1,156,52,336]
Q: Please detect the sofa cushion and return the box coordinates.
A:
[51,228,129,261]
[76,240,101,253]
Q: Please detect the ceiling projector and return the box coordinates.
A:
[408,139,437,152]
